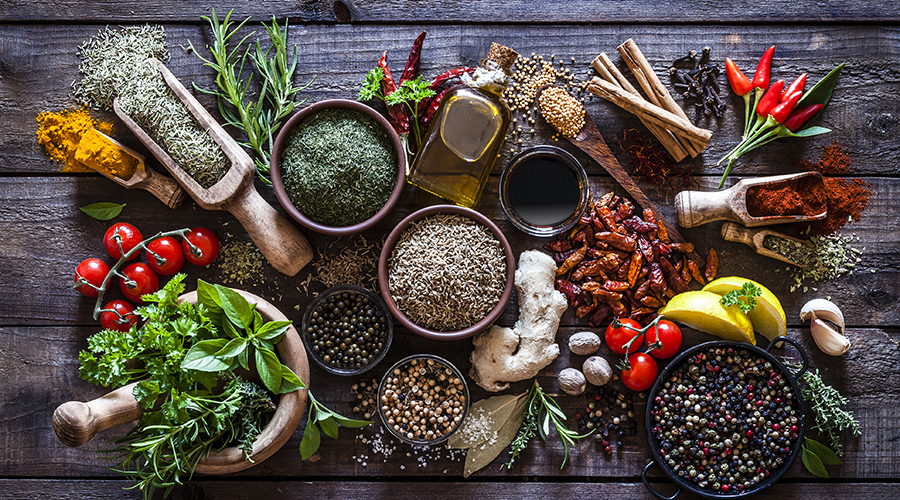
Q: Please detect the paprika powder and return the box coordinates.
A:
[745,174,827,217]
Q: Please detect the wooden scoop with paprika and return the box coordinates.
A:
[675,171,827,228]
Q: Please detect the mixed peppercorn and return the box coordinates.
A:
[649,346,801,494]
[575,385,639,455]
[306,288,389,371]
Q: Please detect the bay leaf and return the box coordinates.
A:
[463,393,528,478]
[448,393,520,450]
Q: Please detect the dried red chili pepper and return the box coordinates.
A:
[615,199,634,221]
[638,237,655,262]
[603,280,631,292]
[660,257,690,293]
[649,262,665,296]
[634,280,651,300]
[627,251,642,287]
[623,217,656,234]
[556,245,587,275]
[609,300,628,318]
[597,205,620,233]
[705,248,719,281]
[576,303,598,318]
[681,255,692,284]
[640,296,664,308]
[588,303,612,327]
[378,52,409,135]
[756,80,784,117]
[654,240,672,259]
[752,46,776,91]
[594,232,636,252]
[544,239,572,253]
[687,259,706,285]
[555,279,582,302]
[421,86,451,127]
[429,67,476,90]
[669,242,694,253]
[399,31,426,84]
[643,208,667,243]
[783,104,824,132]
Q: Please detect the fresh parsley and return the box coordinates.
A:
[720,282,762,313]
[358,69,435,149]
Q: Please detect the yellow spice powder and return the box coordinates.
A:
[36,107,114,172]
[74,128,138,180]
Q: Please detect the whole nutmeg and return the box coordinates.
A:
[558,368,587,395]
[568,331,601,356]
[583,356,612,386]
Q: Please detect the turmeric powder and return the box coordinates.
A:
[36,107,114,172]
[75,128,138,180]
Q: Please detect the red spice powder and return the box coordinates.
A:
[796,143,871,236]
[746,175,827,217]
[799,141,850,174]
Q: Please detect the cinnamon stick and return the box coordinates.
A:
[588,77,712,146]
[591,54,689,162]
[617,38,709,156]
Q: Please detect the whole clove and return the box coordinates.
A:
[670,47,726,118]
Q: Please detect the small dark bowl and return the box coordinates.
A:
[377,205,515,341]
[377,354,470,446]
[270,99,407,235]
[300,285,393,376]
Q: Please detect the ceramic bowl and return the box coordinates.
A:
[270,99,406,235]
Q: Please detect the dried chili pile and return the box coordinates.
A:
[797,142,871,236]
[746,175,827,217]
[618,129,693,196]
[549,192,717,327]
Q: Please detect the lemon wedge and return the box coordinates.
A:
[702,277,787,344]
[658,291,756,344]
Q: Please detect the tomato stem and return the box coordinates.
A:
[614,315,663,370]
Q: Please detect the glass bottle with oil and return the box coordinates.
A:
[407,43,518,208]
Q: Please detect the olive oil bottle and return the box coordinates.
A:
[407,43,518,208]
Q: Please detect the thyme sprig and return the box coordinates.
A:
[191,9,314,183]
[505,380,593,468]
[790,364,861,455]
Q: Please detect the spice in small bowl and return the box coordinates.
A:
[377,354,469,445]
[301,285,392,376]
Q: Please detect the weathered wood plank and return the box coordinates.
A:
[3,24,898,175]
[2,0,900,23]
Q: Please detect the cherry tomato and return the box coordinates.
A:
[645,320,683,359]
[621,352,659,392]
[74,258,110,298]
[119,262,159,302]
[100,300,138,332]
[182,227,220,267]
[104,223,143,261]
[145,236,185,275]
[605,318,644,355]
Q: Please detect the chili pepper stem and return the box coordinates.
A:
[741,93,752,139]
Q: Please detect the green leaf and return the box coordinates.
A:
[181,339,230,372]
[215,285,254,329]
[805,438,843,466]
[279,366,307,393]
[237,347,250,371]
[791,126,832,137]
[319,415,339,439]
[795,63,845,126]
[449,394,520,450]
[197,280,223,310]
[299,417,321,460]
[541,411,551,438]
[720,282,761,314]
[254,320,292,342]
[331,413,373,429]
[133,380,161,409]
[79,202,126,221]
[359,67,385,101]
[255,347,283,394]
[214,338,248,359]
[222,318,242,339]
[802,445,830,478]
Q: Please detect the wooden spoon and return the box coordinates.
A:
[75,128,187,209]
[675,171,827,228]
[535,85,704,265]
[721,222,812,267]
[113,58,313,276]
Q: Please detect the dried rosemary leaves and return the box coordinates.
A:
[387,214,507,331]
[765,232,865,292]
[73,26,229,188]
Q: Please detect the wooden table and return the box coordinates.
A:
[2,2,899,499]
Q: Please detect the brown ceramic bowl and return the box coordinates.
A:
[270,99,406,235]
[377,205,515,341]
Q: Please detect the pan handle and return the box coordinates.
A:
[766,336,809,379]
[641,460,681,500]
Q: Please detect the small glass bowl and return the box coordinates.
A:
[300,285,393,376]
[499,145,590,237]
[377,354,470,446]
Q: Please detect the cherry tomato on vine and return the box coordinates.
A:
[145,236,185,275]
[119,262,159,302]
[74,258,110,298]
[104,223,143,261]
[621,352,659,392]
[100,300,138,332]
[182,227,220,267]
[605,318,644,355]
[645,320,682,359]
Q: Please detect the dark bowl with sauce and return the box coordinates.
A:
[499,145,589,237]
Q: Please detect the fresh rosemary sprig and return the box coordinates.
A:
[505,380,593,468]
[791,364,861,455]
[191,9,314,183]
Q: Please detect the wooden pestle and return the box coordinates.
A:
[53,382,141,447]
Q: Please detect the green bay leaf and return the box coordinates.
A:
[79,202,125,220]
[802,445,830,478]
[805,437,843,466]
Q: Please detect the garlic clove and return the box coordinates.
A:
[799,298,845,334]
[810,317,851,356]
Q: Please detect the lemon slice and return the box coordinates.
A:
[658,291,756,344]
[702,277,787,344]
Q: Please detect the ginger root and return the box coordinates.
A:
[469,250,568,392]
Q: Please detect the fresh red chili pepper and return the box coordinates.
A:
[399,31,426,84]
[378,52,409,135]
[756,80,784,117]
[783,73,807,100]
[783,103,824,132]
[429,67,476,90]
[770,90,803,123]
[420,85,455,127]
[725,58,752,96]
[752,45,775,90]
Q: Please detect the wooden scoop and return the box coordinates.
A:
[721,222,812,267]
[75,128,187,209]
[675,171,827,228]
[535,85,704,266]
[113,58,313,276]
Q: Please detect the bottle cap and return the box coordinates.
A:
[486,43,519,74]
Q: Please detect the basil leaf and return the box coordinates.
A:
[255,346,283,394]
[319,415,339,439]
[215,284,253,329]
[215,338,248,359]
[299,418,321,460]
[331,413,373,429]
[805,437,843,466]
[222,319,241,339]
[280,366,307,393]
[237,346,250,371]
[255,320,292,342]
[795,63,845,126]
[197,280,223,310]
[252,309,264,330]
[802,445,829,478]
[79,202,125,220]
[182,339,230,372]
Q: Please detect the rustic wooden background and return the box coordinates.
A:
[1,1,899,499]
